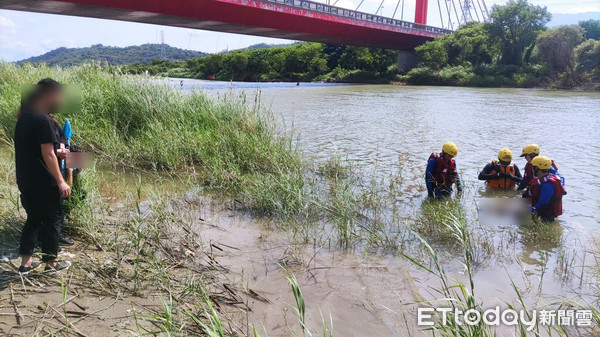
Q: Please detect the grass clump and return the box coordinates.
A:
[0,62,304,215]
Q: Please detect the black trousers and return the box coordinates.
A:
[19,186,61,262]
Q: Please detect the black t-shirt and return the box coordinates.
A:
[14,109,59,192]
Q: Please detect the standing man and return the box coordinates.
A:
[478,148,522,189]
[528,156,566,221]
[517,144,559,190]
[15,78,72,274]
[426,142,462,198]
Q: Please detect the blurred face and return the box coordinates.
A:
[46,90,64,114]
[524,154,533,163]
[534,167,548,177]
[38,90,64,115]
[443,153,454,161]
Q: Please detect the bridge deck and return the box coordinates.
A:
[0,0,451,49]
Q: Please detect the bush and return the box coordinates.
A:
[513,72,539,87]
[438,66,475,86]
[470,74,513,87]
[406,67,439,85]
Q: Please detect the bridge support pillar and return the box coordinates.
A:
[415,0,428,24]
[397,50,417,72]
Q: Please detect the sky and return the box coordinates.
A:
[1,0,599,62]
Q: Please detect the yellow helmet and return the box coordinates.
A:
[531,156,552,170]
[498,148,513,162]
[442,142,458,156]
[520,144,540,157]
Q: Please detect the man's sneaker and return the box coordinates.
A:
[59,235,74,246]
[18,265,33,275]
[44,261,71,273]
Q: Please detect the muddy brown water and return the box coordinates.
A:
[167,81,599,336]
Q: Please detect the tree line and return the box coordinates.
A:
[124,43,399,83]
[408,0,600,88]
[19,44,207,67]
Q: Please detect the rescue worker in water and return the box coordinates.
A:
[425,142,462,198]
[517,144,559,191]
[528,156,566,221]
[478,148,522,189]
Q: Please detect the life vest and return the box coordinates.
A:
[530,174,566,218]
[487,160,516,189]
[428,153,457,188]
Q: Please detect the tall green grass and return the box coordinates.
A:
[0,62,304,214]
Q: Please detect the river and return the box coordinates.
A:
[171,78,600,336]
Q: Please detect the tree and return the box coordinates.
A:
[579,19,600,40]
[485,0,551,65]
[574,39,600,75]
[339,47,374,71]
[323,44,347,69]
[415,40,448,69]
[446,22,496,65]
[536,25,584,74]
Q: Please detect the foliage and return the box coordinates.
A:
[579,19,600,40]
[573,39,600,79]
[415,40,448,70]
[410,1,599,89]
[416,23,496,70]
[445,22,497,66]
[485,0,551,65]
[18,44,206,67]
[535,25,584,74]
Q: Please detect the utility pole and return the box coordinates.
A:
[461,0,473,24]
[160,30,166,60]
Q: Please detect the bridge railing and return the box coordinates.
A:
[265,0,452,36]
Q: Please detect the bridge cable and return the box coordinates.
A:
[471,0,481,22]
[475,0,486,21]
[451,0,461,27]
[443,0,454,30]
[355,0,366,11]
[451,0,460,28]
[436,0,445,29]
[481,0,490,19]
[391,0,401,19]
[376,0,385,15]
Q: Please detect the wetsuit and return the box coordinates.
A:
[478,160,522,189]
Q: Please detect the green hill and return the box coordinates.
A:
[18,43,207,67]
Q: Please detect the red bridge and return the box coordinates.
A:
[0,0,451,50]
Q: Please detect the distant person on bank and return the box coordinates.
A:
[478,148,522,189]
[425,142,462,198]
[15,78,72,274]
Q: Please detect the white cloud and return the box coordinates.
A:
[0,14,40,61]
[567,6,600,14]
[0,15,17,34]
[42,38,55,47]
